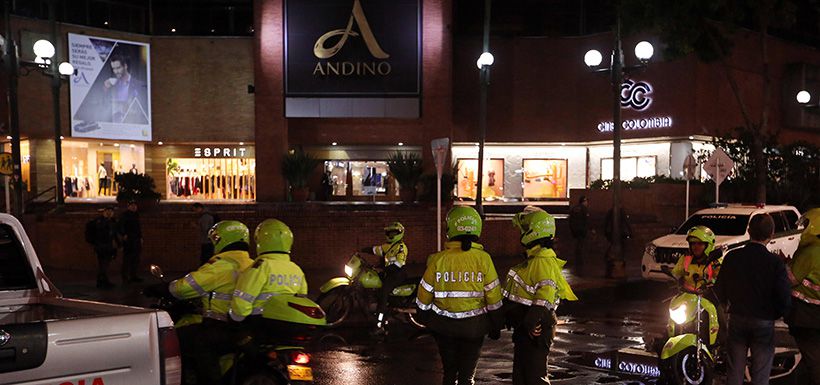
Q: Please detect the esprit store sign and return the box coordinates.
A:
[597,80,674,133]
[194,147,248,158]
[285,0,421,96]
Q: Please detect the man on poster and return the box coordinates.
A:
[103,54,145,123]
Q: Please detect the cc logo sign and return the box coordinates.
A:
[620,80,652,111]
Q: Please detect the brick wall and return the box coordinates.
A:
[26,202,668,274]
[151,37,255,143]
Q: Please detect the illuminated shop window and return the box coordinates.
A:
[351,161,391,196]
[456,159,504,200]
[324,161,349,197]
[522,159,568,199]
[601,156,657,181]
[166,158,256,201]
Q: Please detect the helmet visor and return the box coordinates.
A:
[386,230,402,238]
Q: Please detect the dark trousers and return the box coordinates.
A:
[433,333,484,385]
[95,248,115,284]
[513,339,550,385]
[200,243,215,265]
[122,243,141,281]
[791,327,820,385]
[177,319,236,385]
[573,236,587,273]
[726,314,776,385]
[378,265,406,316]
[512,325,554,385]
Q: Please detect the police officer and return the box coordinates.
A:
[168,220,254,385]
[416,206,504,385]
[503,206,577,385]
[362,221,408,330]
[672,226,722,292]
[786,208,820,385]
[229,219,307,323]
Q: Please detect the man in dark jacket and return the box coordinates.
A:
[92,207,119,288]
[118,201,143,283]
[715,213,792,385]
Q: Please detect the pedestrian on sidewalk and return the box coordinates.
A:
[504,206,577,385]
[568,195,590,273]
[785,208,820,385]
[118,200,143,283]
[88,206,119,288]
[715,213,792,385]
[193,203,218,265]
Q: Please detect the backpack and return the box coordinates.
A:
[85,219,97,244]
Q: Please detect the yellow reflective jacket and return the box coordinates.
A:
[787,244,820,306]
[373,241,408,268]
[672,254,720,292]
[169,250,254,322]
[229,253,308,321]
[503,246,578,310]
[416,241,503,319]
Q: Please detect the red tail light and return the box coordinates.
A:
[159,327,182,385]
[291,352,311,365]
[288,302,326,319]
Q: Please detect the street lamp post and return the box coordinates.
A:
[1,6,75,215]
[49,1,66,206]
[474,0,492,218]
[584,18,653,278]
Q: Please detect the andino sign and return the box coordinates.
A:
[285,0,421,96]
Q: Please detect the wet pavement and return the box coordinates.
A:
[47,260,807,385]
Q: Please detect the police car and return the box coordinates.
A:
[641,204,803,281]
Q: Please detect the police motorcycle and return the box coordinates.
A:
[145,265,326,385]
[316,252,425,329]
[657,253,723,385]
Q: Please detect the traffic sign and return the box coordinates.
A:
[703,148,734,185]
[431,138,449,176]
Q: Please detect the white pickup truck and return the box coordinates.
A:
[0,214,181,385]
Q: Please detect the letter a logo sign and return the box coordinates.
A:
[313,0,390,59]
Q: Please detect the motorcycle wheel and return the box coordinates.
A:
[670,347,714,385]
[317,287,351,327]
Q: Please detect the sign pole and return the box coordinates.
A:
[4,176,9,214]
[685,178,690,219]
[437,174,442,251]
[715,157,720,204]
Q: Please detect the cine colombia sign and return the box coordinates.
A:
[285,0,421,96]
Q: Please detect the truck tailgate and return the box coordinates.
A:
[1,310,162,385]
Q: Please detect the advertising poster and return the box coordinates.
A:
[68,33,151,141]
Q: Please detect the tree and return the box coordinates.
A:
[621,0,802,204]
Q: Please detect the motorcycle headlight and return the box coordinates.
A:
[344,265,354,278]
[669,304,688,325]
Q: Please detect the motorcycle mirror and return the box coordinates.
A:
[150,264,164,279]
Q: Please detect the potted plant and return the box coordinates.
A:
[387,151,423,202]
[114,173,162,208]
[282,149,320,202]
